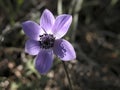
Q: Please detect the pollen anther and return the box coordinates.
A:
[39,34,55,49]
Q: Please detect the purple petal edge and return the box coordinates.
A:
[52,15,72,39]
[22,21,44,41]
[40,9,55,34]
[25,39,40,55]
[35,49,53,74]
[53,39,76,61]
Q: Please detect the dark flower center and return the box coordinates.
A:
[39,34,55,49]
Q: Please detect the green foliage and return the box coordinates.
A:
[0,0,24,25]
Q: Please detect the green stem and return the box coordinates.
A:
[62,61,73,90]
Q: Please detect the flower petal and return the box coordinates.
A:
[40,9,55,34]
[52,15,72,39]
[22,21,44,41]
[35,49,53,74]
[25,39,40,55]
[53,39,76,61]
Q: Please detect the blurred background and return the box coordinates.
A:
[0,0,120,90]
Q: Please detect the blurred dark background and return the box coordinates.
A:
[0,0,120,90]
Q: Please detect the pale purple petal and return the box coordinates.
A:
[35,49,53,74]
[52,15,72,39]
[40,9,55,34]
[22,21,44,41]
[25,39,40,55]
[53,39,76,61]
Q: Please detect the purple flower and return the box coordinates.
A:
[22,9,76,74]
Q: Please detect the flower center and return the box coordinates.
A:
[39,34,55,49]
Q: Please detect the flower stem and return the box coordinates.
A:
[62,61,73,90]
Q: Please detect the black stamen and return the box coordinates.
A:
[39,34,55,49]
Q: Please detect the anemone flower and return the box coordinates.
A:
[22,9,76,74]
